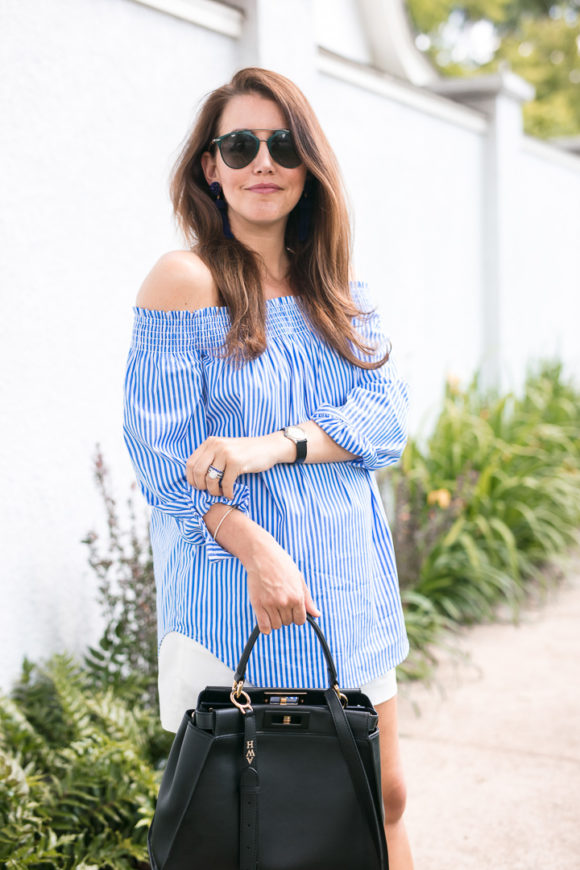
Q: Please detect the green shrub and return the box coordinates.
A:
[0,446,172,868]
[383,357,580,679]
[81,446,159,712]
[0,653,172,868]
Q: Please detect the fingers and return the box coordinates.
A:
[270,609,283,631]
[186,454,217,492]
[303,582,322,618]
[205,453,226,497]
[186,436,248,499]
[255,606,272,636]
[265,584,321,632]
[291,603,307,626]
[206,468,223,497]
[262,599,314,633]
[185,452,228,496]
[279,607,295,627]
[257,605,295,633]
[219,465,236,501]
[248,561,321,639]
[185,455,200,489]
[263,602,317,630]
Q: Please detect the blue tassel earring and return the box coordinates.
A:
[209,181,234,239]
[297,176,314,242]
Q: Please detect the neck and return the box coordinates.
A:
[228,213,290,284]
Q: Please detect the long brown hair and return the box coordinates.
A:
[169,67,390,369]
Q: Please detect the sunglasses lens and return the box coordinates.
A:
[270,130,302,168]
[219,132,258,168]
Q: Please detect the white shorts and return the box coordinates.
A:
[158,631,397,733]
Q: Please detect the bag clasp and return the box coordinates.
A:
[230,679,253,714]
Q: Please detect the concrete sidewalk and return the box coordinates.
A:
[397,545,580,870]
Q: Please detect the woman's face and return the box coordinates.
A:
[201,93,307,238]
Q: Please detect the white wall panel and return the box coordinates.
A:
[312,72,485,440]
[0,0,239,691]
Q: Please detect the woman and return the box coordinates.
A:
[123,67,414,868]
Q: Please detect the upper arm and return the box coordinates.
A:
[135,250,218,311]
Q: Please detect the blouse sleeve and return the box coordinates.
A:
[310,285,410,471]
[122,308,250,562]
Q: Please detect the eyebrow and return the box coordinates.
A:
[224,128,287,134]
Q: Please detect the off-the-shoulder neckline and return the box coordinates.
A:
[132,280,369,317]
[133,292,298,317]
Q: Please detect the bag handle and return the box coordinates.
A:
[233,614,339,693]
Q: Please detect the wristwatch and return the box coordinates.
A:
[281,425,307,463]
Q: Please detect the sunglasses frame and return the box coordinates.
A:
[209,128,302,170]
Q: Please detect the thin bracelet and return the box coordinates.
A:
[213,505,237,545]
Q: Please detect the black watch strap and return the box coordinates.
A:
[281,426,307,463]
[294,438,307,462]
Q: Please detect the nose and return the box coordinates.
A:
[252,139,275,173]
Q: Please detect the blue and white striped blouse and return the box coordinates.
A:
[122,281,411,690]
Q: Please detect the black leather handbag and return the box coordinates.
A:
[147,615,389,870]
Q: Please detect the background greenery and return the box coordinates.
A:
[1,357,579,867]
[405,0,580,139]
[380,357,580,677]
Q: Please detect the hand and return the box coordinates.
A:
[185,433,289,499]
[241,531,321,635]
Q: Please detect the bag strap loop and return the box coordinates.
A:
[325,687,390,869]
[233,614,339,688]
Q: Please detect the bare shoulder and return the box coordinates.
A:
[135,250,219,311]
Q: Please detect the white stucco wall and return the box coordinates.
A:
[315,0,373,64]
[1,0,578,692]
[0,0,239,690]
[312,70,486,440]
[504,140,580,393]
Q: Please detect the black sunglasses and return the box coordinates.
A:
[210,128,302,170]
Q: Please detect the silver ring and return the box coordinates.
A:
[207,465,224,480]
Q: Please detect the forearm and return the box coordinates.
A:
[202,502,268,564]
[262,422,358,465]
[201,424,358,559]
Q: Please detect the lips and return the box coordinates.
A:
[247,184,281,192]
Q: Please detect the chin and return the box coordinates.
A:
[235,208,290,229]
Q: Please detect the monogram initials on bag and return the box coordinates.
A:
[245,739,255,765]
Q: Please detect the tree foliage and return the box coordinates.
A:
[405,0,580,138]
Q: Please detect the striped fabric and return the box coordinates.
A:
[122,281,411,689]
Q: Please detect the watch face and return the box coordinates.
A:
[286,425,306,440]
